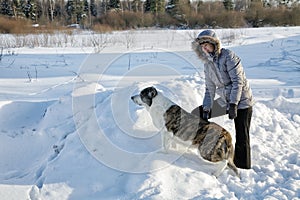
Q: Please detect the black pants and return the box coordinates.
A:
[191,101,252,169]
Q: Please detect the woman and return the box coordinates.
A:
[191,30,254,169]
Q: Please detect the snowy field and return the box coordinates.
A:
[0,27,299,199]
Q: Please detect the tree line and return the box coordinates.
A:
[0,0,299,33]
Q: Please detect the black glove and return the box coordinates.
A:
[203,110,210,121]
[228,104,237,119]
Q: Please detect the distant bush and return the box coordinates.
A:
[186,13,205,28]
[0,16,74,34]
[217,11,246,28]
[0,17,31,34]
[290,5,300,25]
[142,13,156,27]
[157,13,178,27]
[98,11,126,30]
[245,4,300,27]
[122,11,144,28]
[277,6,300,26]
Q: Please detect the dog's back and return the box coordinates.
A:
[164,105,239,176]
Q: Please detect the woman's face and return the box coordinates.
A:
[201,43,214,54]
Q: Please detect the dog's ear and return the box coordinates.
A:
[148,87,158,98]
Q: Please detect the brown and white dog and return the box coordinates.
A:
[131,86,239,177]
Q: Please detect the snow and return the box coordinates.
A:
[0,27,300,199]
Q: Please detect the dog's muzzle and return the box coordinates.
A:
[131,95,142,106]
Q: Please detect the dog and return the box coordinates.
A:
[131,86,239,177]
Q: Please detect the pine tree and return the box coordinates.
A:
[166,0,180,16]
[223,0,234,11]
[90,0,97,17]
[22,0,39,21]
[0,0,14,16]
[54,0,66,23]
[83,0,89,13]
[108,0,120,10]
[166,0,190,25]
[65,0,75,23]
[144,0,150,12]
[65,0,90,25]
[278,0,293,7]
[144,0,165,15]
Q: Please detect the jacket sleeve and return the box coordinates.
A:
[203,62,216,110]
[225,50,244,105]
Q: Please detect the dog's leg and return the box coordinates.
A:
[162,131,180,153]
[226,144,240,178]
[227,160,240,178]
[161,131,170,153]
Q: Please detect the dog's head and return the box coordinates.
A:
[131,86,158,107]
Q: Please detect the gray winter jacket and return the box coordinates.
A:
[192,31,254,111]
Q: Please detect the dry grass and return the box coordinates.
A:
[92,24,114,33]
[0,16,78,34]
[0,4,299,34]
[0,17,32,34]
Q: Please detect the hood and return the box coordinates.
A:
[191,30,221,61]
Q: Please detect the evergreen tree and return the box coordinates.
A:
[65,0,90,25]
[90,0,97,17]
[144,0,165,15]
[278,0,293,7]
[35,0,42,21]
[54,0,66,22]
[22,0,39,21]
[75,0,85,23]
[166,0,190,25]
[166,0,180,16]
[65,0,84,24]
[108,0,120,10]
[0,0,14,16]
[144,0,150,12]
[223,0,234,10]
[83,0,89,14]
[65,0,75,23]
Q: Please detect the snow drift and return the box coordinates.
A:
[0,27,299,199]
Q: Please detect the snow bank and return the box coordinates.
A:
[0,27,299,199]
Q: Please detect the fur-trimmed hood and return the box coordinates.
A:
[191,30,221,61]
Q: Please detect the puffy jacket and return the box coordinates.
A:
[192,30,254,110]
